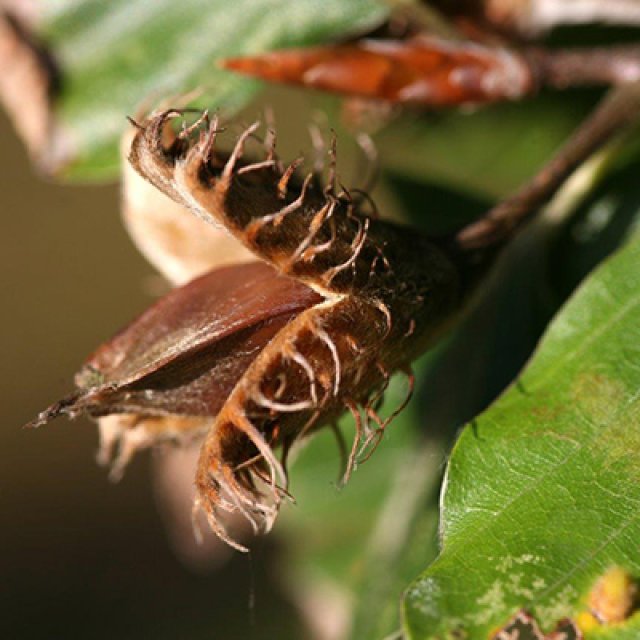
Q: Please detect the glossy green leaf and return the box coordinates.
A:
[37,0,388,180]
[403,235,640,638]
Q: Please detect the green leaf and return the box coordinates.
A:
[37,0,388,180]
[377,92,600,200]
[403,235,640,638]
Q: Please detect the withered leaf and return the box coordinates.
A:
[221,35,534,106]
[0,11,66,171]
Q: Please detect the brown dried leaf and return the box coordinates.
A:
[0,11,69,171]
[221,35,533,107]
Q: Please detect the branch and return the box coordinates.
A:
[437,0,640,35]
[456,81,640,251]
[529,45,640,90]
[503,0,640,34]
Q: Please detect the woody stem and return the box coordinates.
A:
[456,80,640,251]
[527,45,640,89]
[445,0,640,34]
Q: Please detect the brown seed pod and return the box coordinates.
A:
[127,110,470,548]
[29,85,640,549]
[29,110,470,549]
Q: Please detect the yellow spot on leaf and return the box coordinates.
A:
[575,610,599,632]
[588,566,637,624]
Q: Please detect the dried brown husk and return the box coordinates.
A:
[30,109,468,548]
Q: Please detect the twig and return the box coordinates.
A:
[456,81,640,251]
[438,0,640,35]
[506,0,640,34]
[528,45,640,90]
